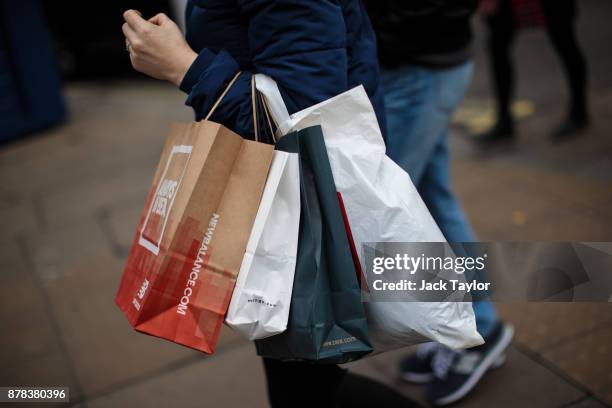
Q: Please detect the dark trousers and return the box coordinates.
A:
[486,0,588,122]
[263,358,422,408]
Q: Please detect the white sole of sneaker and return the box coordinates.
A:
[401,353,506,385]
[491,353,506,369]
[433,324,515,406]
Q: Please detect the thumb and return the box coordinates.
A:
[149,13,172,26]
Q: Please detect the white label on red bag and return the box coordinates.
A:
[139,145,193,255]
[131,278,150,311]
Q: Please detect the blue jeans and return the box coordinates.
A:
[380,61,497,338]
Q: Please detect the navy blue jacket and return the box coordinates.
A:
[180,0,386,140]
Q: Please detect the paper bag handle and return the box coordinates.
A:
[260,93,277,142]
[251,76,263,143]
[204,70,275,143]
[204,71,243,122]
[252,76,277,143]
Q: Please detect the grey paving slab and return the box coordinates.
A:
[101,198,147,256]
[515,209,612,242]
[544,326,612,405]
[40,165,152,231]
[566,397,610,408]
[452,160,612,241]
[1,352,76,393]
[0,124,109,199]
[0,199,39,241]
[0,82,189,204]
[496,303,612,353]
[506,163,610,219]
[87,342,267,408]
[0,240,79,399]
[459,177,584,241]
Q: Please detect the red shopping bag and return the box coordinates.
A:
[115,74,273,354]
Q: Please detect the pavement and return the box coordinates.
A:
[1,1,611,407]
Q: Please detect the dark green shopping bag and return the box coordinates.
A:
[255,125,372,364]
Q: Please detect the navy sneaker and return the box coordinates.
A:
[400,342,506,384]
[399,342,440,384]
[424,323,514,406]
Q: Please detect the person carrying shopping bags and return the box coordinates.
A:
[121,1,422,407]
[366,1,514,406]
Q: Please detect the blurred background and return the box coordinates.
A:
[0,0,611,407]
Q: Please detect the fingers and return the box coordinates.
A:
[123,9,151,33]
[121,22,138,46]
[148,13,171,26]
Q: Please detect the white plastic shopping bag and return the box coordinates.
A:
[226,150,300,340]
[255,74,483,351]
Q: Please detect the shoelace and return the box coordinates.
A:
[431,346,462,379]
[415,342,441,359]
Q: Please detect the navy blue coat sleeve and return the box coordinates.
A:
[179,0,348,140]
[179,48,254,139]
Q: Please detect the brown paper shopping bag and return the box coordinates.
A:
[116,72,274,354]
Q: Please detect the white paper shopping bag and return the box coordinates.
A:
[226,150,300,340]
[255,74,483,352]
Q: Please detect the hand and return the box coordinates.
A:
[122,10,197,86]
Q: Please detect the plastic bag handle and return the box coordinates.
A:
[254,74,291,129]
